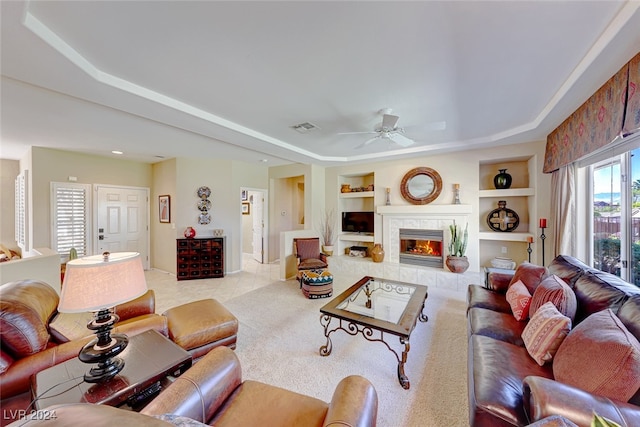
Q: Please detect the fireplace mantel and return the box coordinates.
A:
[377,204,472,216]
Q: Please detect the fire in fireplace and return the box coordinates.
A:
[399,228,444,268]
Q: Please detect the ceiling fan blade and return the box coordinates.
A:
[355,136,380,149]
[388,133,415,147]
[381,114,400,129]
[338,131,378,135]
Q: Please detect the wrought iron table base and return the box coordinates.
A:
[319,309,428,389]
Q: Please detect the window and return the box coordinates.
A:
[580,136,640,286]
[51,182,91,262]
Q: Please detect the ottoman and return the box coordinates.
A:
[301,269,333,299]
[163,299,238,360]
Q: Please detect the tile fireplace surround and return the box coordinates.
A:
[329,204,480,293]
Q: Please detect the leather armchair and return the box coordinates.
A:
[12,346,379,427]
[1,279,238,426]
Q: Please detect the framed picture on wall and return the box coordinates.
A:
[242,202,250,215]
[159,195,171,223]
[241,189,248,201]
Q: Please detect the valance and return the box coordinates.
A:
[544,52,640,173]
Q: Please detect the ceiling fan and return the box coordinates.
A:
[339,109,445,149]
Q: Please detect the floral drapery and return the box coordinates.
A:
[544,52,640,173]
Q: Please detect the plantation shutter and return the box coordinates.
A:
[51,182,91,261]
[15,170,29,251]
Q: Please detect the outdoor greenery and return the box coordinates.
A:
[594,237,640,287]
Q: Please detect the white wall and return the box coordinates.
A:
[268,164,326,263]
[0,247,61,292]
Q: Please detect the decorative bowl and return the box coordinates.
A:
[491,257,516,270]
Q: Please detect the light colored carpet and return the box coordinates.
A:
[222,274,469,427]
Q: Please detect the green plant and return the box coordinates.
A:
[319,209,337,246]
[448,221,468,257]
[591,412,621,427]
[69,247,78,260]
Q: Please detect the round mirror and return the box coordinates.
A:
[400,167,442,205]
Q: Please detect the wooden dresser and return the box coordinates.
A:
[176,237,225,280]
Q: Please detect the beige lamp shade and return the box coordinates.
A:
[59,252,148,313]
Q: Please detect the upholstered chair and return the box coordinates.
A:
[293,237,328,281]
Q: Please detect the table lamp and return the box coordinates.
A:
[58,251,148,383]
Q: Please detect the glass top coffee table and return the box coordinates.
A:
[319,276,428,389]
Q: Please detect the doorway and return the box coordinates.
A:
[241,188,268,268]
[95,185,150,269]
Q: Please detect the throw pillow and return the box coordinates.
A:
[508,262,549,295]
[522,302,571,366]
[505,279,532,321]
[529,275,577,321]
[553,309,640,402]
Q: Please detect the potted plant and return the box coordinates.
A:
[319,209,337,256]
[446,221,469,273]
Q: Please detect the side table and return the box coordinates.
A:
[483,266,516,287]
[31,329,191,410]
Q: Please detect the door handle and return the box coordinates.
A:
[99,235,105,240]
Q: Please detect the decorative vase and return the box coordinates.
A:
[341,184,351,193]
[322,245,334,256]
[371,243,385,263]
[487,200,520,232]
[446,255,469,273]
[184,226,196,238]
[493,169,512,189]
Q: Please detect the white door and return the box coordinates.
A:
[96,185,149,269]
[252,192,264,263]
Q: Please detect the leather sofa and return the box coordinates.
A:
[467,255,640,427]
[0,279,238,425]
[10,345,379,427]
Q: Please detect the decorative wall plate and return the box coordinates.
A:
[487,200,519,232]
[197,186,211,199]
[197,199,212,212]
[198,213,211,225]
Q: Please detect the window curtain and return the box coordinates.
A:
[544,52,640,174]
[550,164,575,257]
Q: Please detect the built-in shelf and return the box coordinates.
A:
[339,233,375,243]
[340,191,374,198]
[479,188,535,198]
[479,232,535,242]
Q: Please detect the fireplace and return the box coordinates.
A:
[399,228,444,268]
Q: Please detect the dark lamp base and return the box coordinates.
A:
[83,356,125,383]
[79,324,129,383]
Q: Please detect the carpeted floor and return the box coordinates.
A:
[223,274,469,427]
[146,260,469,426]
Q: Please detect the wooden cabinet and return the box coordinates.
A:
[176,237,224,280]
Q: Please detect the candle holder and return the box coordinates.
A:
[453,184,461,205]
[527,241,533,263]
[540,227,546,266]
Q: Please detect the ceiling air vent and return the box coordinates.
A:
[291,122,320,134]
